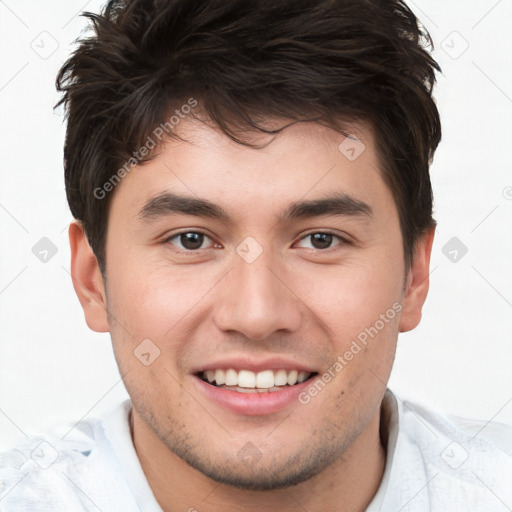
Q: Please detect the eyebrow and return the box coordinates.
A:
[137,191,373,224]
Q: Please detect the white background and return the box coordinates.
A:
[0,0,511,450]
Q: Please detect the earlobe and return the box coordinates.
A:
[399,227,435,333]
[68,220,110,333]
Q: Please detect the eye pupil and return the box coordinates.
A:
[311,233,333,249]
[181,232,204,250]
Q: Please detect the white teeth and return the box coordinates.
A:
[238,370,256,388]
[274,369,288,386]
[235,387,256,393]
[202,368,313,389]
[225,368,238,386]
[214,369,225,386]
[297,371,309,383]
[256,370,275,389]
[287,370,298,386]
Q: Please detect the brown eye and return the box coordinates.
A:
[167,231,213,251]
[296,232,343,250]
[310,233,333,249]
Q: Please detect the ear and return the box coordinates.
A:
[68,220,109,333]
[399,227,435,333]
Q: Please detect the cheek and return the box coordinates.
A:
[105,253,228,373]
[293,255,403,335]
[289,252,402,392]
[107,252,200,327]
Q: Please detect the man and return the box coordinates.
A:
[1,0,511,510]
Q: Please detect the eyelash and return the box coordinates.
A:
[163,230,349,253]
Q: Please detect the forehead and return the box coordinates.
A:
[108,117,393,225]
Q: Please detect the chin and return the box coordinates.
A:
[168,438,341,491]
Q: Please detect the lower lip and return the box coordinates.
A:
[193,375,318,416]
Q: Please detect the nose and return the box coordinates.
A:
[212,247,303,341]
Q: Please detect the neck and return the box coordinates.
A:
[131,408,386,512]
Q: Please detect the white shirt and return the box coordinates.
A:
[1,389,511,511]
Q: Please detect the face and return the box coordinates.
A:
[72,118,431,490]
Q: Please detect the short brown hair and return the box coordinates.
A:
[56,0,442,275]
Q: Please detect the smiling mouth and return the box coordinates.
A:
[197,368,318,393]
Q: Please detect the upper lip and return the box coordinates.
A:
[192,357,317,374]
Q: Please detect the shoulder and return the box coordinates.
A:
[383,390,512,511]
[397,393,512,458]
[0,403,134,511]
